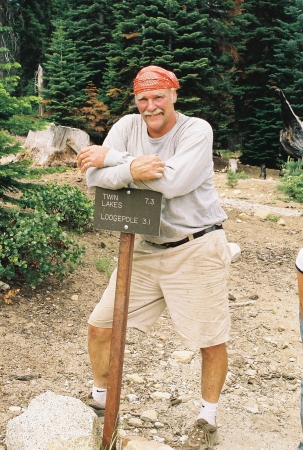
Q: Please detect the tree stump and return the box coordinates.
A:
[228,158,238,173]
[23,125,90,167]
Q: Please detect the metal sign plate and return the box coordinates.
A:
[94,187,162,235]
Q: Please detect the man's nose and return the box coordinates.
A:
[146,99,156,110]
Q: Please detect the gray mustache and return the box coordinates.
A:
[143,109,164,117]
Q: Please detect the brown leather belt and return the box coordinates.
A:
[145,224,223,249]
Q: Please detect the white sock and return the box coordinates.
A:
[197,398,218,426]
[92,385,107,406]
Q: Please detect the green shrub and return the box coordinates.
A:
[281,157,303,177]
[226,170,238,188]
[268,214,280,222]
[0,210,85,287]
[219,150,241,160]
[237,171,248,179]
[278,173,303,203]
[95,256,115,279]
[20,182,94,232]
[25,166,72,180]
[2,115,48,136]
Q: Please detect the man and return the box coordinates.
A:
[295,248,303,450]
[77,65,232,449]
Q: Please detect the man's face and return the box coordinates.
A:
[135,88,177,138]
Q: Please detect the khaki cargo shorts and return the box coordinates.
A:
[88,229,232,349]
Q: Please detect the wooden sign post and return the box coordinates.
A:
[94,187,162,450]
[101,231,134,449]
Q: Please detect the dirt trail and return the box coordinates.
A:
[1,168,303,449]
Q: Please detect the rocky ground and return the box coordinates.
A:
[1,162,303,449]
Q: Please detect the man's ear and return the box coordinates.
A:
[172,90,177,103]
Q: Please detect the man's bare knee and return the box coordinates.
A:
[200,343,227,361]
[88,325,112,344]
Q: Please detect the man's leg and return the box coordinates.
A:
[200,342,228,404]
[85,325,112,414]
[197,343,228,427]
[88,325,112,388]
[183,343,227,449]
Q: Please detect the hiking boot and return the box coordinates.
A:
[183,419,218,449]
[83,392,105,417]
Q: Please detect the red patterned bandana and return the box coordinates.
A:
[133,65,180,94]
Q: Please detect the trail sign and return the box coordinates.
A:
[94,187,162,449]
[94,187,162,236]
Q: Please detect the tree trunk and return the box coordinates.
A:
[37,65,44,117]
[277,88,303,159]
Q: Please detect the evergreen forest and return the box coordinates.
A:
[1,0,303,168]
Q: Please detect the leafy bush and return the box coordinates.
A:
[226,170,238,188]
[268,214,280,222]
[226,169,248,188]
[0,210,85,287]
[281,157,303,177]
[277,157,303,202]
[278,174,303,203]
[24,166,72,180]
[0,37,88,288]
[20,182,94,232]
[2,115,48,136]
[237,171,248,179]
[95,256,115,279]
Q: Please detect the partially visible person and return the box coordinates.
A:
[77,65,232,449]
[295,248,303,450]
[259,164,266,180]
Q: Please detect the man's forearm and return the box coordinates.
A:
[86,163,134,190]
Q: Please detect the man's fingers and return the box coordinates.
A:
[130,155,166,180]
[77,145,110,170]
[77,147,90,167]
[77,147,90,159]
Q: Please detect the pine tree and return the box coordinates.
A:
[100,0,241,147]
[0,25,35,221]
[59,0,113,88]
[43,22,91,126]
[185,0,243,147]
[233,0,295,167]
[3,0,56,95]
[269,0,303,123]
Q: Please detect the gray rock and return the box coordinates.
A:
[126,373,145,384]
[140,410,158,422]
[128,417,144,427]
[0,281,10,292]
[150,392,171,401]
[171,351,194,364]
[5,391,102,450]
[238,212,251,221]
[254,210,271,219]
[123,436,173,449]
